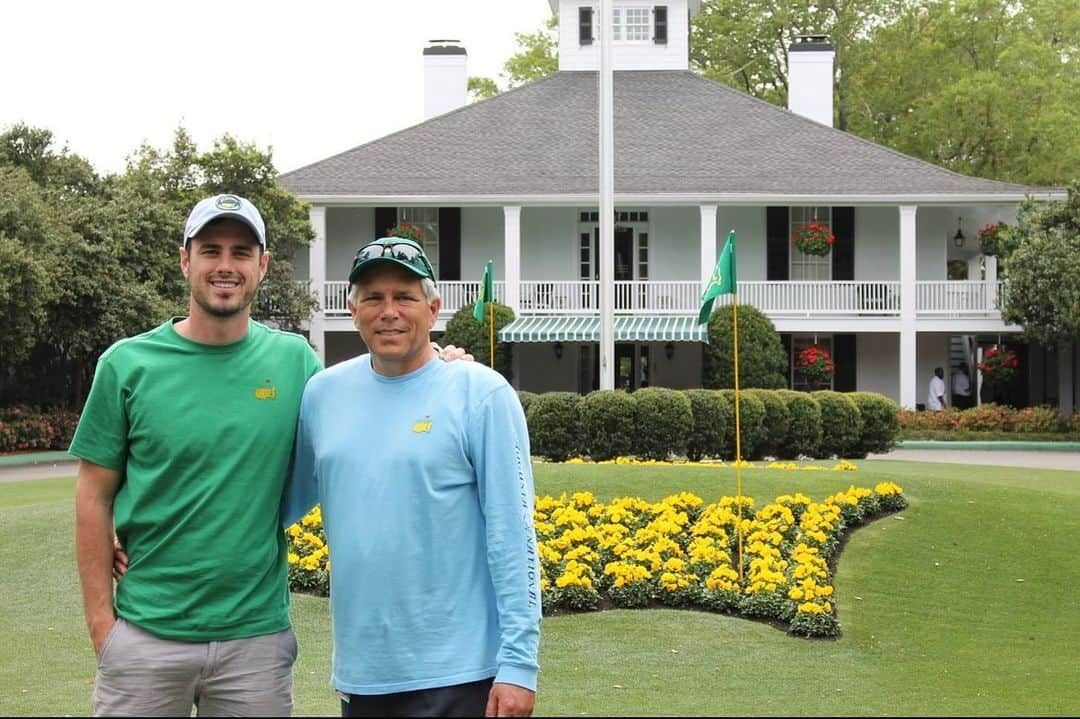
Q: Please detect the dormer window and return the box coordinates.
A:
[578,5,670,46]
[613,7,651,42]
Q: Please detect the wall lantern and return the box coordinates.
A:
[665,342,675,360]
[952,217,965,248]
[553,342,564,360]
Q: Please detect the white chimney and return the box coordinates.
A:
[787,34,835,127]
[423,40,468,120]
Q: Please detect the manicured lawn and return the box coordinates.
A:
[2,460,1078,716]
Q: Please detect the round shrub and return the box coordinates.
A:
[683,389,731,461]
[440,301,515,380]
[702,305,788,389]
[579,389,638,461]
[718,390,766,460]
[744,389,790,458]
[848,392,901,457]
[813,390,863,458]
[516,390,537,416]
[526,392,582,462]
[775,390,823,459]
[632,386,693,460]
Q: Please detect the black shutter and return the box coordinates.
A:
[654,6,668,44]
[438,208,461,281]
[579,7,593,45]
[832,206,854,281]
[766,206,789,281]
[780,334,793,388]
[833,334,856,392]
[374,207,397,240]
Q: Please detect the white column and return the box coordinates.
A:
[899,205,918,409]
[984,254,999,309]
[308,205,327,365]
[699,204,718,285]
[502,205,522,314]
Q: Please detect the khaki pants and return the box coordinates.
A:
[92,618,297,717]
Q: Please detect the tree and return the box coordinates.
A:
[702,304,788,389]
[440,302,515,381]
[470,14,558,96]
[691,0,890,131]
[998,181,1080,346]
[845,0,1080,185]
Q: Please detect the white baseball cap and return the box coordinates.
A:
[184,194,267,248]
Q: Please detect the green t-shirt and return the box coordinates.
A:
[70,318,323,642]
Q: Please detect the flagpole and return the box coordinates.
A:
[488,301,495,369]
[732,294,744,580]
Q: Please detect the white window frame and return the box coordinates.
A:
[612,5,654,43]
[789,206,832,281]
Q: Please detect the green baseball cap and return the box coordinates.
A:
[348,238,436,285]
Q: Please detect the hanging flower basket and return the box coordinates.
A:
[977,345,1019,385]
[976,221,1008,256]
[795,345,835,387]
[385,222,425,243]
[791,222,835,256]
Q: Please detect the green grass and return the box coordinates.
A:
[2,461,1078,716]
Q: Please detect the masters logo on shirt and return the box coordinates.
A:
[254,379,277,400]
[412,416,433,433]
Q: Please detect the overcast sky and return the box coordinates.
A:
[2,0,553,175]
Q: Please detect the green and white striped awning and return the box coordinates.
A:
[498,316,707,343]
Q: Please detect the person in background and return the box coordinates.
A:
[927,366,947,411]
[952,364,972,410]
[284,237,541,717]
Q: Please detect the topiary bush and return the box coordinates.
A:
[440,301,515,381]
[683,389,731,461]
[848,392,901,457]
[632,387,693,461]
[775,390,823,459]
[517,390,537,416]
[702,305,788,389]
[718,390,766,460]
[812,390,863,458]
[744,389,790,458]
[579,389,638,461]
[525,392,583,462]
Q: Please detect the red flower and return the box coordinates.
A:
[791,222,835,256]
[977,346,1019,385]
[386,222,425,243]
[795,345,836,384]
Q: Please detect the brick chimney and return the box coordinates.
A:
[787,34,835,127]
[423,40,468,120]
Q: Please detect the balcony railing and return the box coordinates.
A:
[318,280,1004,320]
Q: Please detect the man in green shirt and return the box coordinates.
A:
[71,194,323,715]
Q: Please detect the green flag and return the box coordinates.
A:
[698,231,737,325]
[473,259,494,322]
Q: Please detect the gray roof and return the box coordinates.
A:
[279,70,1040,201]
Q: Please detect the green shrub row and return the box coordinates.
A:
[521,387,900,462]
[0,405,80,453]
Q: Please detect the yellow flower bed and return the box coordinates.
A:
[285,460,905,638]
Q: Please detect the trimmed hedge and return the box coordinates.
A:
[683,389,731,461]
[745,388,790,458]
[632,387,693,461]
[0,405,79,453]
[812,390,863,459]
[849,392,901,457]
[525,392,583,462]
[579,390,638,461]
[719,389,766,460]
[775,389,823,459]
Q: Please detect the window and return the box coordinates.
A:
[398,208,439,277]
[789,206,831,281]
[613,6,651,42]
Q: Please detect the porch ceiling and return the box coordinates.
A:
[498,315,708,343]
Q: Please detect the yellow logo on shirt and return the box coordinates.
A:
[255,379,277,400]
[412,416,433,433]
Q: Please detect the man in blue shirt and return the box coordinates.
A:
[284,237,541,717]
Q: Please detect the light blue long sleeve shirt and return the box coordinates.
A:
[283,355,541,695]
